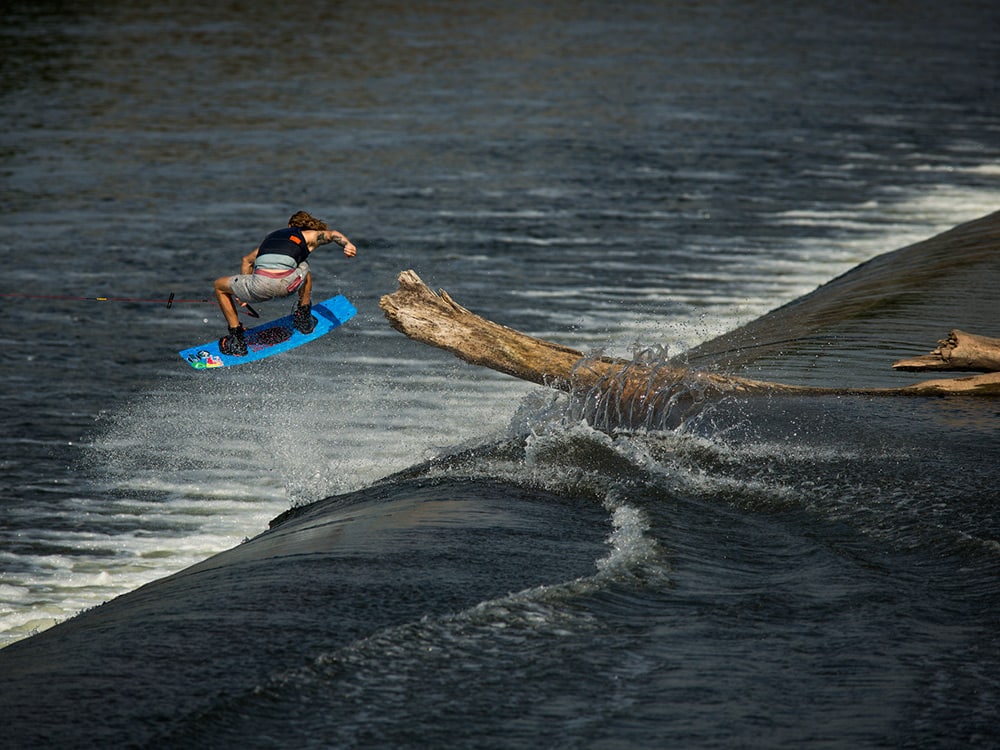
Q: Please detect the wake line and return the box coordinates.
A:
[0,291,193,307]
[0,292,260,317]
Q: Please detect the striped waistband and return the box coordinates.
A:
[253,267,297,278]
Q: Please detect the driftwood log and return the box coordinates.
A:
[893,330,1000,373]
[379,272,792,397]
[379,271,1000,407]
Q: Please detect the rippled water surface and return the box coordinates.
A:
[1,1,999,747]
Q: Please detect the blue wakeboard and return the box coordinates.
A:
[179,295,356,370]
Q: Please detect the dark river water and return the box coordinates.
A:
[1,1,999,747]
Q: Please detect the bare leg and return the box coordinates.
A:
[291,272,317,334]
[213,276,241,328]
[296,272,313,308]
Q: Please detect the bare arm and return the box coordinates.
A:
[241,248,259,274]
[302,229,357,257]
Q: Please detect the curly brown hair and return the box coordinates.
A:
[287,211,328,231]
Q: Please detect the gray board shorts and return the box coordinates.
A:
[229,261,310,303]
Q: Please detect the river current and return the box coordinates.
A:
[1,1,999,747]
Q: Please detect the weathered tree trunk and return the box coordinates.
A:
[379,271,1000,402]
[892,330,1000,372]
[379,271,799,398]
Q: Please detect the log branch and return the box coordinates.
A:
[379,270,1000,402]
[380,270,797,399]
[379,270,595,387]
[897,371,1000,396]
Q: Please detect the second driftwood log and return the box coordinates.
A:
[892,330,1000,373]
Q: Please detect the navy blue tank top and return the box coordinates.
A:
[257,227,310,265]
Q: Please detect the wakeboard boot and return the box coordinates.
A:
[219,324,248,356]
[293,302,317,334]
